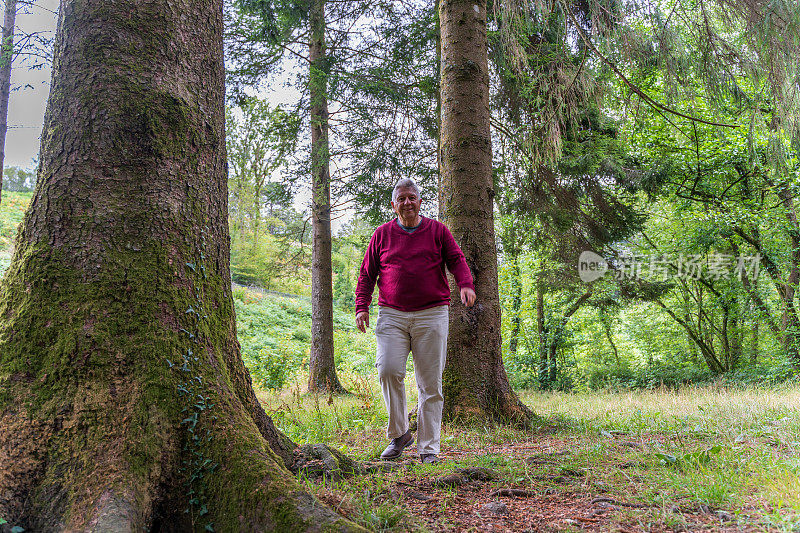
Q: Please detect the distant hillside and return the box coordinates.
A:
[233,285,376,390]
[0,191,33,274]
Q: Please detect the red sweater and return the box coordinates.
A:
[355,217,475,314]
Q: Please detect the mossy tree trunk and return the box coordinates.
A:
[0,0,16,204]
[308,0,346,394]
[438,0,532,425]
[0,1,362,531]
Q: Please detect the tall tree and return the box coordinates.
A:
[231,0,346,393]
[0,0,16,203]
[0,1,361,529]
[439,0,532,423]
[307,0,345,393]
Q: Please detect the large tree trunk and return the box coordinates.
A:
[0,0,16,204]
[0,1,362,530]
[435,0,444,221]
[307,0,345,394]
[439,0,531,424]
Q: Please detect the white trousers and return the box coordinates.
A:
[375,305,449,455]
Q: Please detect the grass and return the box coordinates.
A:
[258,379,800,531]
[238,287,800,529]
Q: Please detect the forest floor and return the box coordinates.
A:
[260,382,800,532]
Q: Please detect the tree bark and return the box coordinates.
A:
[439,0,531,424]
[0,1,362,530]
[435,0,443,220]
[0,0,16,204]
[307,0,345,395]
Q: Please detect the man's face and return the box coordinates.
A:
[391,187,422,221]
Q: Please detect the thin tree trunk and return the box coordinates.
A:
[721,307,728,370]
[508,253,522,356]
[308,0,345,394]
[603,317,620,366]
[730,302,742,369]
[546,290,591,388]
[548,336,558,386]
[686,309,699,364]
[253,178,261,250]
[439,0,531,424]
[0,1,361,530]
[536,284,549,389]
[656,300,725,373]
[751,311,759,363]
[0,0,16,204]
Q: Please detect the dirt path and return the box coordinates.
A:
[317,435,773,532]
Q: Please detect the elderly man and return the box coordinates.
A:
[355,178,476,464]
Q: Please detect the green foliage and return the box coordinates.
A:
[582,363,713,391]
[331,218,371,311]
[2,167,35,192]
[0,191,32,280]
[655,444,723,468]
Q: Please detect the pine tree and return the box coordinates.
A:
[439,0,533,424]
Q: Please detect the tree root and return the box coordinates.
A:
[591,497,651,508]
[489,488,537,498]
[295,443,362,481]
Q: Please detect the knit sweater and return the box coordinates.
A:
[354,217,474,314]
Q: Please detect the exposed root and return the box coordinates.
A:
[490,488,538,498]
[591,497,652,509]
[295,443,362,481]
[84,491,140,533]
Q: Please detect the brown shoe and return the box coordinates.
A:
[420,453,439,464]
[380,430,414,460]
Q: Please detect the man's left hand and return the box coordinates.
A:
[460,287,476,307]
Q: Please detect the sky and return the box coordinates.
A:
[5,0,58,170]
[4,2,301,170]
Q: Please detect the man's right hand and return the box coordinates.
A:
[356,311,369,333]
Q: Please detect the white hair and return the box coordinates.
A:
[392,178,421,202]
